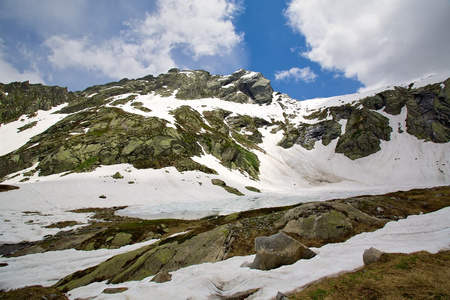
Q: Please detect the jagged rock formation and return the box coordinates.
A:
[0,81,76,124]
[279,78,450,159]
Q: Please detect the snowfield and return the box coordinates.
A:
[1,206,443,300]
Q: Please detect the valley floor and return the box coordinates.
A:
[0,185,448,299]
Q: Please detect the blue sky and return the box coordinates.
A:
[0,0,449,100]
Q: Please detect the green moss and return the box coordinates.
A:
[224,212,240,222]
[75,156,99,172]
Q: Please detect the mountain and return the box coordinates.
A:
[0,69,449,299]
[1,69,449,193]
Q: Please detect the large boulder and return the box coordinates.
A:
[276,202,387,243]
[237,72,273,105]
[250,232,315,270]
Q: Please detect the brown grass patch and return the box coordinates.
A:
[44,221,81,229]
[0,285,68,299]
[289,250,450,300]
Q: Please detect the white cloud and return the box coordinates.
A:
[275,67,317,83]
[45,0,243,79]
[285,0,450,89]
[0,39,45,84]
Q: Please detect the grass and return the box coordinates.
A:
[289,250,450,300]
[0,285,68,299]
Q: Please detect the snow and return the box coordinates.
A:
[0,239,159,290]
[65,207,450,300]
[221,82,235,89]
[241,71,259,79]
[0,104,68,156]
[0,208,92,244]
[179,70,194,77]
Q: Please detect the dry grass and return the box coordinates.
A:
[0,285,68,300]
[289,250,450,300]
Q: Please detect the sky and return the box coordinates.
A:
[0,0,449,100]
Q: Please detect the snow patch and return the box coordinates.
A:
[0,104,68,156]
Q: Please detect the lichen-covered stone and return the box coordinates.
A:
[276,202,386,242]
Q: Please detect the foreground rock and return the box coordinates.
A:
[363,247,384,265]
[250,232,315,270]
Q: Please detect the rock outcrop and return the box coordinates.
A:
[0,81,76,124]
[276,202,387,243]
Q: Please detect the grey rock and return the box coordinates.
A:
[102,287,128,294]
[363,247,384,265]
[251,232,315,270]
[276,291,289,300]
[151,270,172,283]
[238,72,273,105]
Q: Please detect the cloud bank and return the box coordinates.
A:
[275,67,317,83]
[0,39,45,84]
[285,0,450,90]
[45,0,243,80]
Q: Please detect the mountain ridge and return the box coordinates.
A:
[0,69,449,194]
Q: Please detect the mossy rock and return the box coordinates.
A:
[245,186,261,193]
[211,179,244,196]
[112,172,124,179]
[0,81,76,124]
[55,226,232,291]
[110,233,132,247]
[336,108,392,159]
[282,208,353,241]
